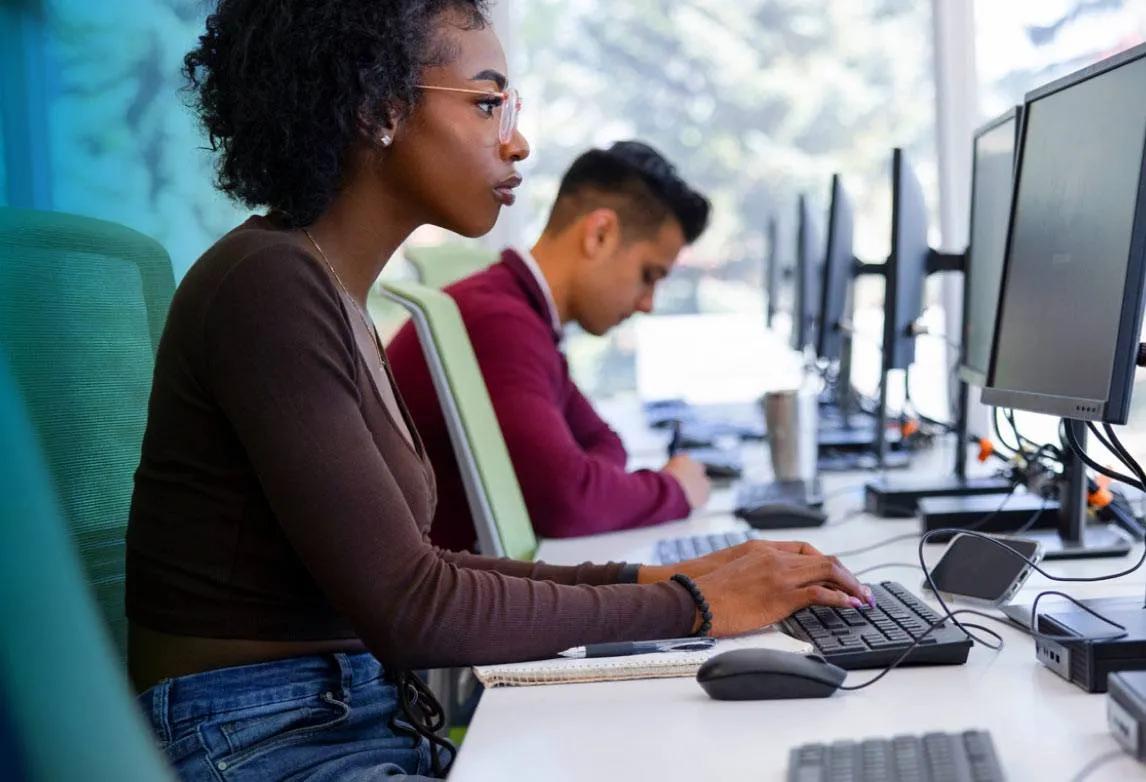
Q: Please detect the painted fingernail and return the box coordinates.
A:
[849,597,864,609]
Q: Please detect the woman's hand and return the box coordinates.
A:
[697,545,872,636]
[637,539,829,583]
[641,541,873,637]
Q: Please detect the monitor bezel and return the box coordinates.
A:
[884,148,929,372]
[792,195,820,353]
[817,174,853,361]
[957,106,1021,389]
[982,42,1146,424]
[765,215,779,327]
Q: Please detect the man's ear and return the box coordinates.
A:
[580,208,621,261]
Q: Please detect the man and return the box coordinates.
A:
[388,140,712,552]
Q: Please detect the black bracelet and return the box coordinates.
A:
[671,573,713,637]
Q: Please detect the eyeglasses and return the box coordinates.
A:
[416,84,522,145]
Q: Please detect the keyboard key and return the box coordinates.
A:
[790,730,1005,782]
[780,581,971,670]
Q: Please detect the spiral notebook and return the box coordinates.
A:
[472,629,812,688]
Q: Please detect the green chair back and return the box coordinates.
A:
[404,244,496,289]
[383,280,538,561]
[0,352,174,780]
[0,208,176,654]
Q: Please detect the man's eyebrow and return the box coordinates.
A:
[471,69,507,90]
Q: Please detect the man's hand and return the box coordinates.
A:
[662,454,711,509]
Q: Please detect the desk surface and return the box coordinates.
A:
[450,404,1146,781]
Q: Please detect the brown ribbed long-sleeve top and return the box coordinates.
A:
[126,217,695,670]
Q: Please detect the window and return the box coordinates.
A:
[513,0,942,419]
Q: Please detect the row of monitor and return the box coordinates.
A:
[767,40,1146,428]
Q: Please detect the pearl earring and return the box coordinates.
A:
[380,134,393,147]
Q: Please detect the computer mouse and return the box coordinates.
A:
[703,460,743,480]
[735,502,827,529]
[696,648,846,700]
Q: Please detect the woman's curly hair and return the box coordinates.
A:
[185,0,490,227]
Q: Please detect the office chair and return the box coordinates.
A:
[0,208,176,654]
[383,279,541,732]
[0,352,175,780]
[404,244,497,289]
[381,279,538,561]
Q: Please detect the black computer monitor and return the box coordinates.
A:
[883,149,930,372]
[958,108,1022,388]
[983,44,1146,424]
[792,195,822,353]
[817,174,854,362]
[765,216,780,327]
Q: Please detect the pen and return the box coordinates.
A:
[558,637,717,659]
[668,420,682,456]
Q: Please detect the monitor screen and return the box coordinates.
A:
[983,47,1146,423]
[884,149,929,371]
[792,195,821,352]
[766,216,779,327]
[817,175,854,362]
[959,111,1019,387]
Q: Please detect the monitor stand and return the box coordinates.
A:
[818,449,911,472]
[917,492,1059,541]
[926,421,1132,561]
[865,380,1012,514]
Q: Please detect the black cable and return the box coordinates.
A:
[823,422,1146,703]
[852,562,923,577]
[1006,407,1056,457]
[915,528,1137,655]
[1013,494,1051,535]
[838,610,1007,691]
[921,526,1146,586]
[1065,421,1144,490]
[1104,423,1143,487]
[1101,422,1146,607]
[830,484,1020,560]
[831,532,923,558]
[825,507,869,528]
[833,480,1137,694]
[1069,749,1129,782]
[391,670,456,776]
[1088,421,1122,458]
[820,484,866,503]
[993,407,1020,455]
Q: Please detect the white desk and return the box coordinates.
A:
[450,415,1146,781]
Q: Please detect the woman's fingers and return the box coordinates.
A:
[787,556,869,603]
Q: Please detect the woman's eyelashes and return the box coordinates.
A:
[476,95,503,117]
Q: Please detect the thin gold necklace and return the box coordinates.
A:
[301,228,387,370]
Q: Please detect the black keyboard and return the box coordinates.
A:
[655,530,753,564]
[736,479,822,510]
[781,582,971,669]
[788,730,1005,782]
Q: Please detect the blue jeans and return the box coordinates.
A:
[138,652,443,781]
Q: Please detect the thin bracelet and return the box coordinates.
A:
[671,574,713,637]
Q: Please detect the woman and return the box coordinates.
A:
[126,1,872,779]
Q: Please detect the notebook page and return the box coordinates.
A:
[473,628,812,688]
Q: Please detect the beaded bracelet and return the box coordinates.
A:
[671,573,713,637]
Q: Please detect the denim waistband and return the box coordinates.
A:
[142,652,386,731]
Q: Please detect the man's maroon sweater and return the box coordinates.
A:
[387,249,690,553]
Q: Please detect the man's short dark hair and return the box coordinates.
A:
[543,141,711,244]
